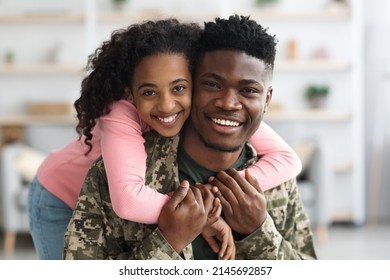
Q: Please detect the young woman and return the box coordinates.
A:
[28,18,301,260]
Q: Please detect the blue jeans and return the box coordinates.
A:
[28,177,72,260]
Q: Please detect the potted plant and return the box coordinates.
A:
[5,49,14,64]
[304,84,330,109]
[254,0,280,7]
[111,0,128,11]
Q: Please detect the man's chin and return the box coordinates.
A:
[195,130,243,153]
[203,141,242,153]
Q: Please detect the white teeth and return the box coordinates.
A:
[212,118,240,127]
[158,113,178,123]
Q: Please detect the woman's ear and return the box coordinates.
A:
[125,86,133,102]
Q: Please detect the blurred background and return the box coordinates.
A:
[0,0,389,260]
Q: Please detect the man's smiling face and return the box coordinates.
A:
[190,50,272,152]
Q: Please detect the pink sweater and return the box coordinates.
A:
[37,99,301,224]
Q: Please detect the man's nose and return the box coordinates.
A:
[214,89,242,110]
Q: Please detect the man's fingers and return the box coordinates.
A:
[167,180,189,209]
[244,169,263,194]
[225,168,257,194]
[213,171,240,204]
[194,183,215,214]
[212,185,233,217]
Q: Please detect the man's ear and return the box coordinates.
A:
[264,86,273,113]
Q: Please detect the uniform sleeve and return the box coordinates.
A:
[234,179,317,260]
[63,158,185,260]
[239,121,302,191]
[116,229,186,260]
[63,160,117,260]
[99,99,170,224]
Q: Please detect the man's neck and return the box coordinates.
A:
[181,122,243,171]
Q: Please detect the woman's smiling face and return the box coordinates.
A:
[131,53,192,137]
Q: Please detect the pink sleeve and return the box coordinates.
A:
[99,99,170,224]
[238,121,302,191]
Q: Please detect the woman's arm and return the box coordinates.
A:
[99,99,169,224]
[242,121,302,191]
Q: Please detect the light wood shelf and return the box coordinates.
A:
[247,6,350,21]
[0,6,350,24]
[275,60,351,71]
[0,13,84,24]
[263,110,351,122]
[333,161,353,173]
[96,10,218,23]
[0,114,77,126]
[331,210,354,223]
[0,64,85,75]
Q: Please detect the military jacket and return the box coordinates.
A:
[64,130,317,260]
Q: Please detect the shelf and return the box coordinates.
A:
[247,6,350,21]
[96,11,218,23]
[333,161,353,173]
[263,110,351,122]
[331,210,353,223]
[0,13,84,24]
[0,6,350,24]
[0,114,76,126]
[275,60,351,71]
[0,64,85,75]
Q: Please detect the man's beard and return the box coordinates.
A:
[196,130,243,153]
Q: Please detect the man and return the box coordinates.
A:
[64,15,317,260]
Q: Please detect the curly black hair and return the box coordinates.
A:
[195,14,278,74]
[74,18,201,154]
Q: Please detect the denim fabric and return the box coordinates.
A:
[28,177,72,260]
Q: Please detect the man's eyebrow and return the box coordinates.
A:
[201,73,262,86]
[200,72,225,82]
[239,79,262,85]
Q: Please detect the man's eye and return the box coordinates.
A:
[205,82,220,89]
[241,88,260,94]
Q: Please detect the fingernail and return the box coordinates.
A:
[181,181,189,188]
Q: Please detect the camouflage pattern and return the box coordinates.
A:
[63,130,317,260]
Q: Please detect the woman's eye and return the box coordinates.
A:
[173,85,185,92]
[143,90,156,96]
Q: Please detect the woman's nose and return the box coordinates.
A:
[158,92,176,113]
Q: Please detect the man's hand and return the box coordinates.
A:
[210,168,267,235]
[158,180,214,253]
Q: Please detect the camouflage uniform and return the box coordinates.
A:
[63,130,317,260]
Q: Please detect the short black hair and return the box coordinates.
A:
[195,15,277,72]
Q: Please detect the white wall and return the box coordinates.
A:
[364,0,390,222]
